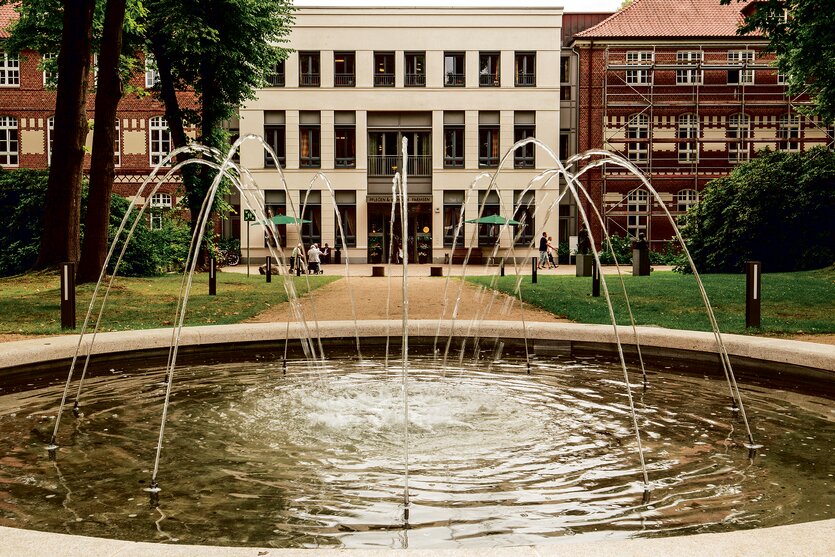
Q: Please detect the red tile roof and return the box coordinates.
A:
[574,0,762,40]
[0,4,18,39]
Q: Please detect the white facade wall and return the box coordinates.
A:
[238,7,563,262]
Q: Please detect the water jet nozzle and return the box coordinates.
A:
[146,479,161,507]
[642,489,651,505]
[72,402,80,418]
[46,437,58,460]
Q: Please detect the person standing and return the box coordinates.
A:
[321,243,331,264]
[291,242,303,272]
[538,231,548,269]
[547,236,558,269]
[307,243,322,274]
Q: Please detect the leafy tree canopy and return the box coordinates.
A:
[681,147,835,273]
[723,0,835,124]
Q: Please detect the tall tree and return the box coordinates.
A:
[19,0,97,269]
[145,0,293,242]
[76,0,128,283]
[724,0,835,124]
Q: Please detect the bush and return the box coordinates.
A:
[0,169,50,276]
[108,195,192,276]
[598,233,633,265]
[679,147,835,273]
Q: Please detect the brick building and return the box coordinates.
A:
[569,0,834,249]
[0,4,194,218]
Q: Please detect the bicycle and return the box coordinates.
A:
[213,247,240,267]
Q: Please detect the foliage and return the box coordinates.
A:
[680,147,835,273]
[108,195,192,276]
[0,272,336,334]
[598,233,633,265]
[0,170,51,276]
[723,0,835,124]
[471,267,835,335]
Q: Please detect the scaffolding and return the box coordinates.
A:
[598,43,834,244]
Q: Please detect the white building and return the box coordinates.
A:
[235,6,564,263]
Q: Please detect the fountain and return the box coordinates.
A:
[0,136,833,553]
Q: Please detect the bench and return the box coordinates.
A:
[451,248,483,265]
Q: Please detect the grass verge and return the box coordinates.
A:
[0,271,338,335]
[470,266,835,335]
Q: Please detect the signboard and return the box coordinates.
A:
[243,209,256,222]
[367,195,433,204]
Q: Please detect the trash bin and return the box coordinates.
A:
[334,247,341,265]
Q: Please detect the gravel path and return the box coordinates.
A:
[246,276,569,323]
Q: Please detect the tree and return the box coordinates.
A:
[680,148,835,273]
[144,0,293,249]
[6,0,97,269]
[723,0,835,124]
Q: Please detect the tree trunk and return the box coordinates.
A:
[77,0,127,284]
[34,0,96,270]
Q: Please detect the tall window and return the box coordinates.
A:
[479,52,500,87]
[0,52,20,87]
[676,51,702,85]
[479,112,500,168]
[477,190,501,246]
[149,116,171,166]
[144,53,160,88]
[113,119,121,166]
[266,60,285,87]
[515,52,536,86]
[47,116,55,165]
[626,113,649,162]
[728,50,755,84]
[42,53,57,87]
[299,52,320,87]
[444,111,464,168]
[513,190,534,246]
[334,52,355,87]
[514,112,535,168]
[0,116,18,165]
[560,131,570,162]
[335,191,357,247]
[728,113,750,162]
[444,52,465,87]
[560,56,571,100]
[299,111,320,168]
[334,111,356,168]
[374,52,395,87]
[626,51,653,85]
[677,189,699,213]
[299,190,321,247]
[678,113,699,162]
[264,111,285,168]
[443,191,464,247]
[778,113,800,152]
[264,190,286,248]
[405,52,425,87]
[627,189,648,238]
[149,192,172,230]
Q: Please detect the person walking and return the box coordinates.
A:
[547,236,558,269]
[538,232,548,269]
[291,243,303,273]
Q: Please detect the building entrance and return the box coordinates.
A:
[367,201,433,263]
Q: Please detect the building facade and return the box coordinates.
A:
[570,0,834,249]
[236,7,565,263]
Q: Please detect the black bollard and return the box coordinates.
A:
[265,255,272,283]
[592,259,600,297]
[500,258,505,277]
[745,261,761,328]
[209,257,217,295]
[60,262,76,329]
[531,257,537,283]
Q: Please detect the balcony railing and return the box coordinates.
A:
[300,155,321,168]
[444,73,465,87]
[335,156,355,168]
[300,73,320,87]
[334,73,355,87]
[374,73,395,87]
[405,73,425,87]
[444,155,464,168]
[368,155,432,177]
[515,73,536,87]
[514,154,535,168]
[266,73,285,87]
[479,74,500,87]
[479,155,499,168]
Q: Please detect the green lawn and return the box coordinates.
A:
[0,271,337,335]
[470,266,835,335]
